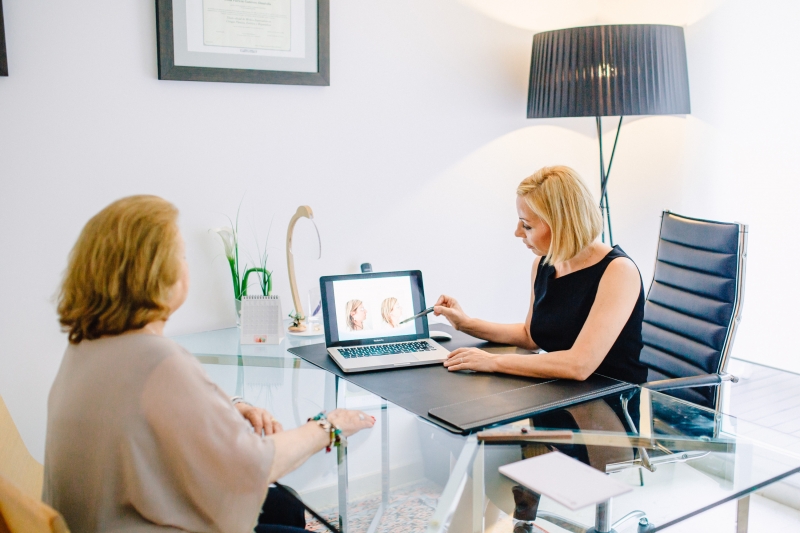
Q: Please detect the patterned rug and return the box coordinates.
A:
[305,481,441,533]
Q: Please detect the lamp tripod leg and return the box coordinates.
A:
[604,190,613,246]
[596,116,623,247]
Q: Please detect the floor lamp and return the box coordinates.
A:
[527,24,691,245]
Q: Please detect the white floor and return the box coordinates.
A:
[727,359,800,438]
[716,359,800,532]
[647,494,800,532]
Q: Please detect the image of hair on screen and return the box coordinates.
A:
[381,297,403,328]
[332,276,417,341]
[345,299,367,331]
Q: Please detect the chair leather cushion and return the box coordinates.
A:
[647,282,733,327]
[657,240,738,278]
[660,214,740,254]
[644,302,728,353]
[641,322,720,374]
[654,262,735,303]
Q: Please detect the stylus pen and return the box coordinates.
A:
[399,306,434,325]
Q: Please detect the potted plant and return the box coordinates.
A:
[213,208,272,325]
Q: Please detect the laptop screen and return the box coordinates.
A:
[320,270,429,347]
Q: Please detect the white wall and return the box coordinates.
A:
[1,0,798,461]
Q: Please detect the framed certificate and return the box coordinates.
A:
[156,0,329,85]
[0,0,8,77]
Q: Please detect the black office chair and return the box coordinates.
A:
[640,211,747,410]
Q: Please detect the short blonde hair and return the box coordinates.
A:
[517,166,602,265]
[58,195,181,344]
[345,299,363,331]
[381,297,398,324]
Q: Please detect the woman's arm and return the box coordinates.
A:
[444,257,640,380]
[267,410,372,483]
[434,257,541,351]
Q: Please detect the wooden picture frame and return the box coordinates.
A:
[0,0,8,77]
[155,0,329,85]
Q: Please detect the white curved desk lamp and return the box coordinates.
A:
[286,205,319,330]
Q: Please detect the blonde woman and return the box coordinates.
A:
[435,166,647,384]
[345,299,367,331]
[44,196,374,533]
[380,297,403,328]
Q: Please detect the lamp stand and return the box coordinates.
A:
[286,205,314,327]
[595,116,624,246]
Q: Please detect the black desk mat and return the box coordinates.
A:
[287,324,634,434]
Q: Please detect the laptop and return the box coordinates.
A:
[320,270,450,372]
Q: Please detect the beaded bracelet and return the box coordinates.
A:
[309,412,345,453]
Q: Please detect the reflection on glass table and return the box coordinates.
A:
[173,328,800,533]
[433,388,800,533]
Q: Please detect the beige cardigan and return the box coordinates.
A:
[43,334,275,533]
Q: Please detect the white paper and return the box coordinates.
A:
[177,0,315,70]
[498,451,632,510]
[203,0,291,51]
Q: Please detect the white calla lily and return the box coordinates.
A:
[212,207,273,304]
[214,227,236,260]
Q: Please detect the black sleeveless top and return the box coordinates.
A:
[529,245,648,384]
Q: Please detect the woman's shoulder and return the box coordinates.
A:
[602,247,641,286]
[78,332,186,353]
[604,246,639,271]
[71,334,193,369]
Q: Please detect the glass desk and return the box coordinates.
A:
[173,328,800,533]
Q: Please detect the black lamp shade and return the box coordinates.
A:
[527,24,690,118]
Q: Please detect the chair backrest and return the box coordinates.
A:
[641,211,747,409]
[0,475,69,533]
[0,395,44,501]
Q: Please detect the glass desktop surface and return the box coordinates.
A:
[173,328,800,533]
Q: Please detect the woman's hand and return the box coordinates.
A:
[235,403,283,436]
[327,409,375,437]
[433,295,471,331]
[444,347,499,373]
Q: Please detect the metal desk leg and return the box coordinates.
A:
[595,500,611,533]
[472,442,484,533]
[583,500,611,533]
[334,376,349,533]
[737,495,750,533]
[366,400,390,533]
[382,400,389,509]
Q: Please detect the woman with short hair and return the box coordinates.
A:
[380,297,402,328]
[435,166,648,384]
[344,299,366,331]
[44,195,374,533]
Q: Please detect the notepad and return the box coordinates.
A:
[240,295,284,345]
[498,451,632,510]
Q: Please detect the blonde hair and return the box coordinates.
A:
[381,297,398,325]
[517,166,602,265]
[58,195,181,344]
[345,299,364,331]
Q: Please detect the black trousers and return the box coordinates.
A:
[254,486,308,533]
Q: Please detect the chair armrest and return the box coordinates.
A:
[643,373,738,392]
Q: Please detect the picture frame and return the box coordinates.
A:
[155,0,329,85]
[0,0,8,77]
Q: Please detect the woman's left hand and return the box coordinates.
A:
[444,347,498,373]
[235,403,283,436]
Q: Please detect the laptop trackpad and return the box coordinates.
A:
[414,351,446,362]
[391,354,418,364]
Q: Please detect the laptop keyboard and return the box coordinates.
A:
[339,341,436,359]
